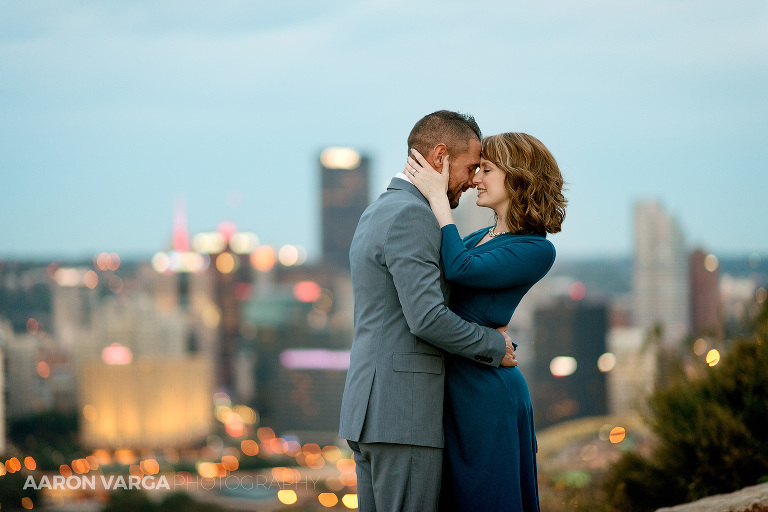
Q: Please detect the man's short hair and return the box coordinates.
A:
[407,110,482,159]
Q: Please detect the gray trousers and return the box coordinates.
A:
[348,440,442,512]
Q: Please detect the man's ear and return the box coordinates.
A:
[429,144,448,171]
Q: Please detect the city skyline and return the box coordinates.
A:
[2,1,767,260]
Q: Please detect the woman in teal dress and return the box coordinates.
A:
[405,132,567,512]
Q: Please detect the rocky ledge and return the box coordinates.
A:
[656,482,768,512]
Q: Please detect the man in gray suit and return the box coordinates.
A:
[339,110,517,512]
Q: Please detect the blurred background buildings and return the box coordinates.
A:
[2,159,766,445]
[1,1,765,509]
[0,148,767,509]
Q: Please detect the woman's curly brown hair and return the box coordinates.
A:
[481,132,567,235]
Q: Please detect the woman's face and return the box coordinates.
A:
[473,158,510,214]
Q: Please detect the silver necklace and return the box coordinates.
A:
[488,225,509,238]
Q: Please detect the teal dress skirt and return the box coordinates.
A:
[437,225,555,512]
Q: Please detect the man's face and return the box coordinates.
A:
[446,138,482,209]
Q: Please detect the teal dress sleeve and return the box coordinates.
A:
[439,224,555,288]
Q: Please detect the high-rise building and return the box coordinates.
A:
[633,200,690,347]
[206,243,252,394]
[689,249,723,339]
[606,326,658,415]
[532,298,609,429]
[320,147,370,269]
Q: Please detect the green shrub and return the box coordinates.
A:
[605,300,768,509]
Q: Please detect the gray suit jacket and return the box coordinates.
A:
[339,178,506,448]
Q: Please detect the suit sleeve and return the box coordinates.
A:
[440,224,555,288]
[384,205,506,366]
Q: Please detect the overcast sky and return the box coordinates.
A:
[2,0,766,261]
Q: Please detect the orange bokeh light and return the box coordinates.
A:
[609,426,626,444]
[250,246,276,272]
[221,455,239,471]
[256,427,275,441]
[322,445,343,462]
[108,252,121,271]
[706,349,721,367]
[319,493,339,507]
[71,459,85,474]
[37,361,50,378]
[5,458,21,473]
[86,455,99,471]
[77,458,92,473]
[277,490,298,505]
[336,457,356,473]
[141,459,160,475]
[84,270,99,289]
[216,253,236,274]
[294,281,322,302]
[96,252,109,271]
[241,440,259,456]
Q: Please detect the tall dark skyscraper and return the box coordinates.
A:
[689,249,723,339]
[532,298,609,429]
[320,147,370,269]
